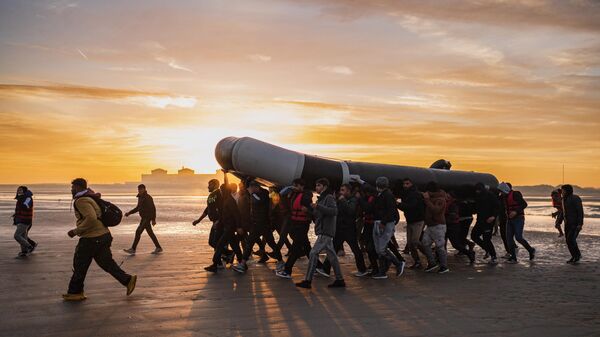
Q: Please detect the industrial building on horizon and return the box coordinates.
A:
[141,167,221,187]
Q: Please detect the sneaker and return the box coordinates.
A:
[507,258,518,264]
[123,248,136,255]
[572,258,581,265]
[204,264,218,273]
[257,255,269,264]
[353,270,370,277]
[16,252,28,258]
[276,261,285,272]
[295,280,312,289]
[315,268,330,278]
[489,257,498,265]
[328,279,346,288]
[529,248,536,261]
[151,247,163,255]
[28,242,38,253]
[371,273,388,279]
[501,253,512,259]
[62,292,87,301]
[396,261,406,277]
[566,258,575,264]
[126,275,137,296]
[232,263,247,274]
[438,266,450,274]
[275,270,291,279]
[425,264,439,272]
[409,262,422,270]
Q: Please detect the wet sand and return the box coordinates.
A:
[1,223,599,337]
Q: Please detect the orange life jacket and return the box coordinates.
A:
[290,192,308,221]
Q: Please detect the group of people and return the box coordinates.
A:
[196,172,586,289]
[10,174,585,299]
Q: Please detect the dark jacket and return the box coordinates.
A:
[475,190,500,223]
[250,187,271,226]
[397,187,425,223]
[424,190,447,226]
[220,194,241,231]
[204,189,222,222]
[312,189,337,237]
[129,192,156,220]
[336,196,358,232]
[14,190,34,225]
[563,194,584,228]
[374,188,399,224]
[237,190,251,231]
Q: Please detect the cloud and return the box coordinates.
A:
[318,65,354,75]
[0,83,197,109]
[155,56,194,73]
[247,54,272,62]
[76,48,88,60]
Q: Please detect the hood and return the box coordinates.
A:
[15,188,33,200]
[428,190,447,201]
[74,188,101,199]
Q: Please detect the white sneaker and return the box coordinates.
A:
[275,270,291,279]
[232,263,247,274]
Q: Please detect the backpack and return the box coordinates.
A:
[74,196,123,227]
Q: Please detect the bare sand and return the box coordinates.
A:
[1,219,599,337]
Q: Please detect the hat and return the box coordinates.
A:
[497,182,511,194]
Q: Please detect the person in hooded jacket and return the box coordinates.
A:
[551,189,565,237]
[561,184,584,264]
[471,183,501,264]
[295,178,345,289]
[63,178,136,301]
[397,178,425,268]
[445,191,475,264]
[13,186,37,258]
[419,182,450,273]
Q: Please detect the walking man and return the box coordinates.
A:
[561,184,584,264]
[397,178,425,269]
[471,183,500,264]
[13,186,37,258]
[419,182,450,273]
[123,184,162,255]
[497,182,535,263]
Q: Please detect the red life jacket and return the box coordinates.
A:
[14,198,34,224]
[290,192,308,221]
[506,191,521,213]
[364,196,375,225]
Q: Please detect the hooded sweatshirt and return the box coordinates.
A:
[14,189,34,225]
[73,189,109,238]
[424,190,447,226]
[312,188,338,237]
[397,186,425,223]
[129,191,156,220]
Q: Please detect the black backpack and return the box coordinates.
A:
[74,196,123,227]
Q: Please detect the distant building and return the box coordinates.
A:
[141,167,221,187]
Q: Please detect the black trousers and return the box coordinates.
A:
[471,221,496,258]
[212,228,244,264]
[68,233,131,294]
[242,222,282,261]
[275,217,293,252]
[132,218,161,250]
[284,221,312,274]
[565,226,581,259]
[323,227,367,274]
[361,223,380,273]
[498,218,510,254]
[446,225,471,255]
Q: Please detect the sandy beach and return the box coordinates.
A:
[1,207,599,337]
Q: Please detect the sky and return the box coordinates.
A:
[0,0,599,186]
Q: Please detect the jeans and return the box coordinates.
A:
[306,235,343,281]
[373,221,402,272]
[68,233,132,294]
[499,217,510,254]
[131,218,161,250]
[407,221,425,263]
[419,224,448,268]
[506,217,533,258]
[322,227,366,274]
[565,226,581,260]
[14,223,34,253]
[471,220,496,258]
